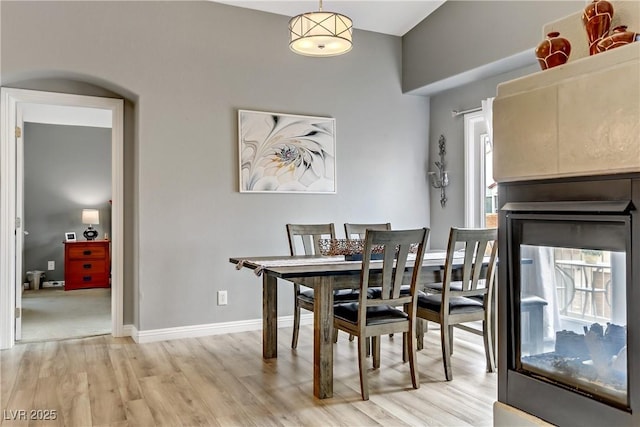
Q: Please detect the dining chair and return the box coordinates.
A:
[286,223,358,349]
[344,222,392,240]
[414,227,497,381]
[345,222,394,347]
[333,228,429,400]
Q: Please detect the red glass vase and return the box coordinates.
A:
[582,0,614,55]
[596,25,638,53]
[535,32,571,70]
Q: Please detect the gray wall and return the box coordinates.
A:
[402,1,583,93]
[1,1,430,330]
[23,123,112,282]
[427,64,538,248]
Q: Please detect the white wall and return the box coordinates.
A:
[1,1,430,331]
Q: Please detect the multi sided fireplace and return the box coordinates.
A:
[491,5,639,424]
[497,176,639,426]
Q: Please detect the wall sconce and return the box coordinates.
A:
[428,135,449,208]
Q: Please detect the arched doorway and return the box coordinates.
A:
[1,87,125,348]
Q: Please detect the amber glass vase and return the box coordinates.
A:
[597,25,638,53]
[582,0,614,55]
[535,32,571,70]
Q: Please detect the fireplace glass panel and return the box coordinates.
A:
[519,245,627,406]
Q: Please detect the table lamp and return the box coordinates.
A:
[82,209,99,240]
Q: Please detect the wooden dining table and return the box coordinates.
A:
[230,252,456,399]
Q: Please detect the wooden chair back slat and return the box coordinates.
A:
[361,229,428,307]
[444,228,498,300]
[344,223,391,240]
[286,223,336,256]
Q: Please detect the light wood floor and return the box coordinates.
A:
[1,325,496,426]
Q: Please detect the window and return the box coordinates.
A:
[464,111,496,228]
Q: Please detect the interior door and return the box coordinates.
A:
[14,105,24,340]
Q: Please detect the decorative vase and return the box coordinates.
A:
[596,25,638,53]
[535,32,571,70]
[582,0,614,55]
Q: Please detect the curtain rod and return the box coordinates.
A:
[451,106,482,117]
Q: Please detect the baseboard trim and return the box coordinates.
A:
[122,325,138,337]
[127,314,313,344]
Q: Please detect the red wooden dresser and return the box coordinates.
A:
[64,240,110,290]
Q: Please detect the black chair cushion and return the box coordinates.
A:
[425,281,487,304]
[469,295,485,304]
[299,288,360,303]
[425,279,488,293]
[334,302,408,326]
[367,284,411,299]
[417,293,483,315]
[298,290,315,304]
[335,289,360,301]
[423,281,463,293]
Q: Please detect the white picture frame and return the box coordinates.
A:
[238,109,336,194]
[65,232,76,242]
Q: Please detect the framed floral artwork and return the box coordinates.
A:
[238,110,336,193]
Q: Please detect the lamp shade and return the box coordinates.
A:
[82,209,100,225]
[289,9,353,57]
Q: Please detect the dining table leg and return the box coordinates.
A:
[314,276,334,399]
[263,273,278,359]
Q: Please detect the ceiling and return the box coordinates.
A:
[212,1,447,36]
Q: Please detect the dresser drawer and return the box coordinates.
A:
[68,259,107,274]
[67,245,108,260]
[66,272,110,286]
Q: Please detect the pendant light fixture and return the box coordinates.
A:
[289,0,353,57]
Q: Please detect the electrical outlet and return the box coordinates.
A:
[47,260,55,270]
[217,290,228,306]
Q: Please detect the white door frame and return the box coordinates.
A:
[463,111,487,228]
[0,88,124,349]
[14,105,24,340]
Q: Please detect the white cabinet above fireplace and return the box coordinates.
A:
[493,43,640,183]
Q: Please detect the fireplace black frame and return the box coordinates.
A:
[498,174,640,426]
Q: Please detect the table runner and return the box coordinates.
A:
[235,256,351,275]
[234,250,453,276]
